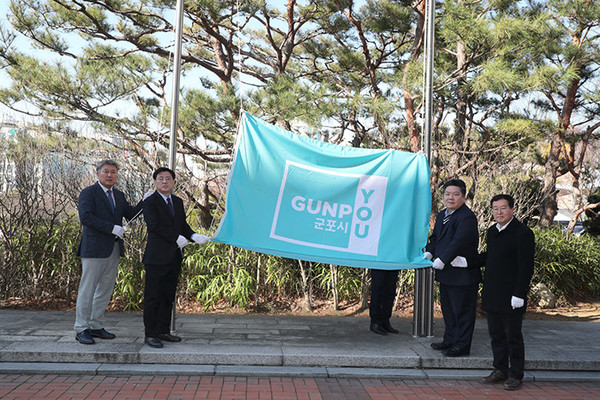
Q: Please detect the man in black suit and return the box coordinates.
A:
[142,167,209,348]
[75,160,144,344]
[480,194,534,391]
[369,269,400,335]
[424,179,480,357]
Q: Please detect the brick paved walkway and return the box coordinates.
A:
[1,374,599,400]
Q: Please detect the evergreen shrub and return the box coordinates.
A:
[533,227,600,302]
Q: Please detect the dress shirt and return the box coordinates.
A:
[496,217,514,232]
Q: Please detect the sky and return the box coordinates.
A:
[0,1,175,127]
[0,1,308,128]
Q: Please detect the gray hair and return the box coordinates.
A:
[96,159,119,172]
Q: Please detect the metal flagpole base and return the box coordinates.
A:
[170,297,178,334]
[412,266,434,338]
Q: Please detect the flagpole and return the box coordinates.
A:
[169,0,184,333]
[413,0,435,338]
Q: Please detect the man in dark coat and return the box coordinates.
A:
[480,194,535,391]
[369,269,400,335]
[424,179,480,357]
[75,160,144,344]
[141,167,209,348]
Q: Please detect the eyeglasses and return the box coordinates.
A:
[156,177,173,182]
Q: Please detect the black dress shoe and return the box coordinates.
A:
[430,342,451,350]
[158,333,182,342]
[144,337,163,348]
[481,369,507,384]
[76,329,95,345]
[369,323,388,335]
[503,377,523,390]
[89,328,116,339]
[381,321,399,334]
[442,346,470,357]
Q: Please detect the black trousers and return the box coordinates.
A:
[486,311,525,379]
[143,250,182,337]
[369,269,399,324]
[439,282,478,351]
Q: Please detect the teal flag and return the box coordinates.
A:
[213,112,432,270]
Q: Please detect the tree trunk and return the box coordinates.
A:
[359,268,370,311]
[228,245,236,276]
[404,0,426,153]
[539,133,561,227]
[255,255,261,307]
[199,180,212,228]
[450,39,467,175]
[330,264,339,311]
[404,90,420,153]
[298,260,312,312]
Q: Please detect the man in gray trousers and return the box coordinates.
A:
[74,160,145,344]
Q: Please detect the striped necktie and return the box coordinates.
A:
[443,211,452,225]
[167,197,175,216]
[107,190,116,213]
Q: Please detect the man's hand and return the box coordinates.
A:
[191,233,210,245]
[511,296,524,309]
[423,251,433,260]
[176,235,188,249]
[432,258,445,270]
[112,225,125,239]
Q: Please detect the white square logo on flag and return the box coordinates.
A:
[270,161,387,256]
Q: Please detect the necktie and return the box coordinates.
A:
[443,211,451,225]
[107,190,116,213]
[167,197,175,216]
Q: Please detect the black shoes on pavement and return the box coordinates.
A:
[503,377,523,390]
[481,369,507,384]
[77,326,182,348]
[381,321,399,334]
[481,369,522,390]
[369,323,388,335]
[75,329,95,345]
[89,328,116,339]
[370,321,399,335]
[441,345,470,357]
[144,337,163,348]
[158,333,182,342]
[145,333,183,348]
[430,341,451,350]
[76,328,116,344]
[430,341,470,357]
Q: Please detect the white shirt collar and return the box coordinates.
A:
[496,217,514,232]
[98,182,112,193]
[157,192,172,203]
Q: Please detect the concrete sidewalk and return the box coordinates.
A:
[0,310,598,382]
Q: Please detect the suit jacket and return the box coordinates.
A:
[426,203,481,286]
[142,191,196,266]
[481,218,535,313]
[77,182,141,258]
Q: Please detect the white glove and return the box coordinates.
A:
[142,189,154,200]
[450,256,468,268]
[176,235,188,249]
[423,251,433,260]
[191,233,210,245]
[511,296,525,309]
[112,225,125,239]
[432,258,445,270]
